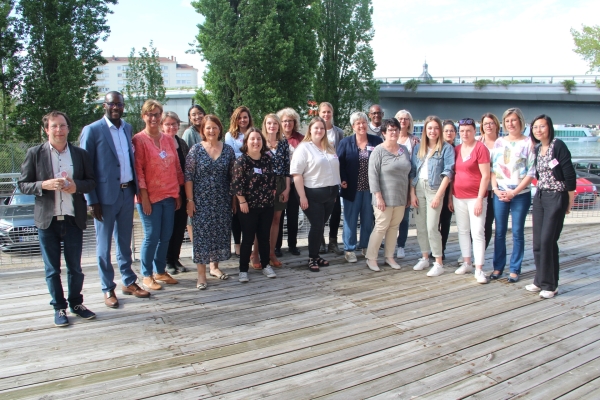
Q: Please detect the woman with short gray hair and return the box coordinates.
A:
[337,111,383,263]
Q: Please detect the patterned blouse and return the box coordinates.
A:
[231,153,277,209]
[356,147,370,191]
[268,139,290,177]
[536,139,566,192]
[491,136,536,192]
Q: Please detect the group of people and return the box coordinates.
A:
[18,89,575,327]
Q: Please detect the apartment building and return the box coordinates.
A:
[96,55,199,93]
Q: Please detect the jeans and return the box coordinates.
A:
[396,206,411,248]
[303,186,337,258]
[493,191,531,274]
[137,197,176,277]
[38,216,84,310]
[342,190,374,251]
[238,206,274,272]
[532,190,568,291]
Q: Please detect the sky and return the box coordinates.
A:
[99,0,599,83]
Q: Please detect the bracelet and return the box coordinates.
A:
[186,199,194,203]
[239,201,247,204]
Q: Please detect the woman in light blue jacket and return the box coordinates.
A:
[409,115,455,277]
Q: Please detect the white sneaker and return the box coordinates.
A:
[474,269,488,284]
[396,247,405,258]
[455,262,473,275]
[427,262,445,277]
[525,284,541,292]
[262,266,276,278]
[385,258,402,270]
[413,257,430,271]
[238,272,249,283]
[366,260,380,272]
[540,289,558,299]
[458,255,464,263]
[345,251,358,263]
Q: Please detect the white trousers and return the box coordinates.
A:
[453,196,487,266]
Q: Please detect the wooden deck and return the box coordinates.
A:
[1,223,600,399]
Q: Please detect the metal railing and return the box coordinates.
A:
[377,75,600,85]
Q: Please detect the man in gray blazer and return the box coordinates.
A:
[80,91,149,308]
[19,111,96,327]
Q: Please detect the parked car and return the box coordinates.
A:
[572,159,600,184]
[0,188,38,251]
[531,171,598,210]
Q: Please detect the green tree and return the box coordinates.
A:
[0,0,22,142]
[313,0,379,130]
[571,25,600,73]
[123,42,167,133]
[192,0,319,127]
[13,0,115,142]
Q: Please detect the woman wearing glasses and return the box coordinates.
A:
[410,115,455,277]
[490,108,536,283]
[479,113,500,249]
[394,110,420,259]
[528,114,575,299]
[132,100,184,291]
[451,118,490,283]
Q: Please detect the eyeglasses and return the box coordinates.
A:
[163,123,179,128]
[483,122,496,127]
[49,124,69,131]
[370,112,383,115]
[459,119,475,126]
[397,117,410,121]
[145,112,161,120]
[281,120,294,124]
[105,102,124,108]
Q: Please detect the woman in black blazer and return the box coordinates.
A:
[527,114,575,299]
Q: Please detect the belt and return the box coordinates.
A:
[120,181,134,189]
[53,215,75,222]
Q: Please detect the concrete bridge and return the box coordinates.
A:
[377,78,600,124]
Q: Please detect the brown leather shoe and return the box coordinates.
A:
[122,282,151,298]
[142,276,162,290]
[154,272,178,284]
[104,290,119,308]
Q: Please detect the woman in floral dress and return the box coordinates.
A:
[185,115,236,290]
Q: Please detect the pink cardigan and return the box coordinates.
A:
[132,132,184,204]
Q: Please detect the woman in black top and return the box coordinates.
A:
[527,114,575,299]
[437,119,456,260]
[231,128,277,283]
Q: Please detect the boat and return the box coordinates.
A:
[552,126,598,142]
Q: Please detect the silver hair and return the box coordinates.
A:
[350,111,368,127]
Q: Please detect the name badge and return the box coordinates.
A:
[549,158,559,169]
[464,155,471,162]
[332,154,338,159]
[254,168,263,174]
[367,146,375,152]
[159,150,167,159]
[398,148,404,156]
[271,148,276,154]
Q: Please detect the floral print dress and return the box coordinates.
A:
[185,143,236,264]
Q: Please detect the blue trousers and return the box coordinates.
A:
[38,216,84,310]
[94,185,137,292]
[136,197,176,277]
[342,190,374,251]
[493,191,531,274]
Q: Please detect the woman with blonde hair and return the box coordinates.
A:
[410,115,455,277]
[394,110,420,259]
[290,117,340,272]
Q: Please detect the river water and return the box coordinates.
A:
[565,141,600,158]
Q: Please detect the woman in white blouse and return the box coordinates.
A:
[290,117,341,272]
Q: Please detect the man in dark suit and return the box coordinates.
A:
[80,91,149,308]
[19,111,97,327]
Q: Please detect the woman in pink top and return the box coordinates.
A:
[132,100,184,291]
[449,118,490,284]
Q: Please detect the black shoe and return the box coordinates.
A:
[428,253,435,260]
[166,262,178,275]
[274,248,283,257]
[328,242,344,255]
[289,247,301,256]
[489,271,502,280]
[507,274,519,283]
[54,309,69,327]
[442,253,446,261]
[174,260,188,273]
[70,304,96,320]
[319,238,327,254]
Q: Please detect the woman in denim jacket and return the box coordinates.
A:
[410,115,455,277]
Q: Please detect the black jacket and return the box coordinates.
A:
[534,139,576,191]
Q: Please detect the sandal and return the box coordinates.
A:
[209,269,229,280]
[315,257,329,267]
[197,282,207,290]
[250,259,262,270]
[308,258,320,272]
[269,255,283,268]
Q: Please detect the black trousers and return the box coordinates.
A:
[166,195,187,264]
[438,186,452,254]
[532,190,569,291]
[326,191,342,242]
[231,212,242,245]
[484,190,494,249]
[301,186,337,259]
[238,206,274,272]
[277,182,300,249]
